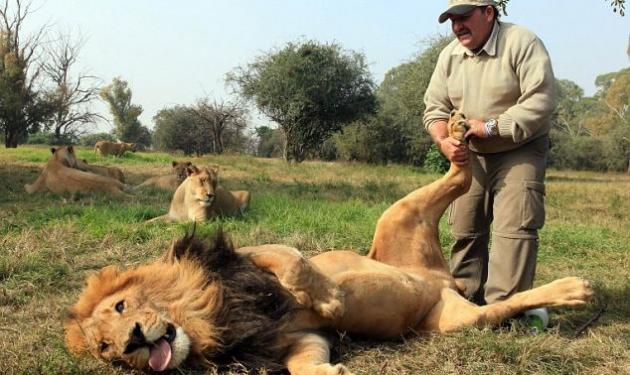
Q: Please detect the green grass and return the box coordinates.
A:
[0,146,629,375]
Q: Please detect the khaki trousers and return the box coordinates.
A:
[448,136,548,304]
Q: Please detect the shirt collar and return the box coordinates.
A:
[452,20,500,57]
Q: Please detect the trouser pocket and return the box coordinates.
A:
[521,181,545,230]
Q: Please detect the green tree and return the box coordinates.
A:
[190,98,248,154]
[153,105,211,156]
[553,79,592,137]
[100,77,150,147]
[0,1,52,148]
[228,40,377,162]
[375,35,453,165]
[255,125,284,157]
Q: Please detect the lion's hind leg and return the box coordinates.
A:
[284,333,354,375]
[422,277,593,333]
[238,245,344,320]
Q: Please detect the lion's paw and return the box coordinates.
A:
[546,277,593,306]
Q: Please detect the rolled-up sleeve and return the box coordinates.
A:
[498,37,557,142]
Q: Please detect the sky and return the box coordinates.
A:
[25,0,630,132]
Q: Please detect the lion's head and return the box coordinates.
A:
[122,142,137,153]
[65,231,293,372]
[172,161,193,184]
[185,166,219,207]
[51,146,78,168]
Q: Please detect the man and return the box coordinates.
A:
[423,0,557,315]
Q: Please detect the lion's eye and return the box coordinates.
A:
[115,300,125,313]
[99,341,109,352]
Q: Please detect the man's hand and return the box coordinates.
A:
[438,137,469,166]
[464,119,489,139]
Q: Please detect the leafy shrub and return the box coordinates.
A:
[423,143,449,173]
[26,132,78,145]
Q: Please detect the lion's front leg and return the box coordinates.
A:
[237,245,344,320]
[284,333,354,375]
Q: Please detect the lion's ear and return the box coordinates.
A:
[172,161,178,167]
[68,146,74,153]
[51,147,57,154]
[187,165,200,176]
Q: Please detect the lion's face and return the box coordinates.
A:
[52,146,78,168]
[124,142,137,153]
[65,266,197,371]
[186,166,218,207]
[172,161,193,184]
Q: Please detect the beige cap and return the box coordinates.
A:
[438,0,497,23]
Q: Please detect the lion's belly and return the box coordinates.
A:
[309,251,441,338]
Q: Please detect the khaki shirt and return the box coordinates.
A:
[423,21,557,153]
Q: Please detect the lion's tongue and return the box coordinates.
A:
[148,338,172,372]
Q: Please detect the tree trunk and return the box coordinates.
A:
[5,128,19,148]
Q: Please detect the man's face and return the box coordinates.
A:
[450,6,494,51]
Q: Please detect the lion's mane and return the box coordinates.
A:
[66,230,294,371]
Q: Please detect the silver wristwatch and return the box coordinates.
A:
[484,118,498,137]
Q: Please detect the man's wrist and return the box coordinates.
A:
[484,118,498,137]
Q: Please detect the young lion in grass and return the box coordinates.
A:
[148,165,251,222]
[94,140,136,157]
[24,146,129,196]
[65,112,593,374]
[134,161,192,192]
[76,159,126,183]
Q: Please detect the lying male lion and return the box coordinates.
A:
[25,146,129,196]
[134,161,192,191]
[65,112,593,374]
[94,140,136,157]
[76,159,126,183]
[148,165,251,222]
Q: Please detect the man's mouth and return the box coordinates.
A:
[148,323,176,372]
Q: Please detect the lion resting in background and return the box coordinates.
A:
[148,165,251,222]
[25,146,129,196]
[94,141,136,157]
[66,112,593,374]
[134,161,192,191]
[76,159,126,183]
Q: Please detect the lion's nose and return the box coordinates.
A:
[123,323,148,354]
[206,193,215,200]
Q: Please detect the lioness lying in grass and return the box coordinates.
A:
[148,165,250,222]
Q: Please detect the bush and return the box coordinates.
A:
[26,132,78,145]
[549,134,609,171]
[423,143,449,173]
